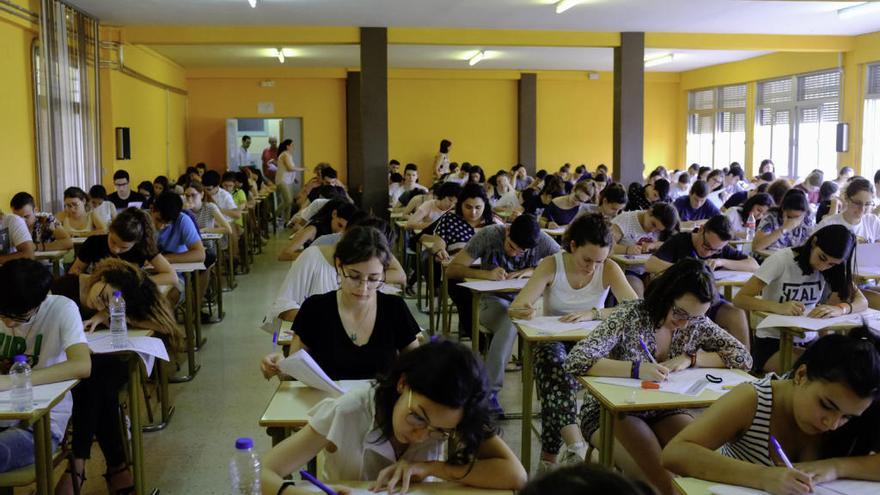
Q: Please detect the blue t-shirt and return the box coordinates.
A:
[157,213,201,255]
[674,195,720,221]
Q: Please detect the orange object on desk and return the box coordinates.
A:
[641,381,660,389]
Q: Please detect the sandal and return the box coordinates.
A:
[55,467,85,495]
[103,464,135,495]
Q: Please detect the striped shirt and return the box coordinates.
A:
[720,375,776,466]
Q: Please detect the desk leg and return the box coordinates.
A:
[779,331,794,372]
[598,406,615,468]
[144,359,174,432]
[724,285,733,301]
[225,238,236,291]
[33,415,51,495]
[416,244,423,307]
[471,292,481,353]
[128,358,146,495]
[193,270,205,348]
[172,272,199,382]
[520,339,534,474]
[428,256,435,335]
[52,259,62,278]
[441,271,450,337]
[214,260,225,320]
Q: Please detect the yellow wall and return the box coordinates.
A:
[388,76,518,181]
[185,74,347,180]
[0,7,38,207]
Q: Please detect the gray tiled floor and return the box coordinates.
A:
[56,233,540,495]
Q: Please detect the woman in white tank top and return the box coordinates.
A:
[508,213,638,471]
[57,186,106,236]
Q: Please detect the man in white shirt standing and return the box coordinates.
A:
[229,135,252,172]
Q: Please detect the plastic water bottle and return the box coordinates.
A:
[229,437,261,495]
[9,355,33,412]
[109,290,128,349]
[745,213,756,242]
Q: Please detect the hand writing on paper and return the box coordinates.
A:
[510,268,533,279]
[508,304,536,320]
[638,362,670,382]
[82,310,109,333]
[547,221,559,230]
[776,301,806,316]
[260,352,284,379]
[760,466,814,495]
[795,459,839,484]
[487,267,508,281]
[371,460,431,494]
[433,249,451,263]
[660,355,692,372]
[559,310,594,322]
[807,304,844,319]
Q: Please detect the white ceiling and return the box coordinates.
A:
[68,0,880,36]
[150,43,772,72]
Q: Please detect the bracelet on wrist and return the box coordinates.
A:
[689,352,698,368]
[591,308,601,321]
[277,480,296,495]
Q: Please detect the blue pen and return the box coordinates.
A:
[272,330,278,354]
[638,336,658,364]
[769,435,794,468]
[299,470,338,495]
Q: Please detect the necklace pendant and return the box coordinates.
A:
[350,332,358,342]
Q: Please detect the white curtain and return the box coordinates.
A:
[35,0,100,212]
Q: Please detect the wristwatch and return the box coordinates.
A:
[591,308,601,321]
[277,480,296,495]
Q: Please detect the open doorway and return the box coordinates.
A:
[225,117,303,181]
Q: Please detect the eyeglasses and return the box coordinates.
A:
[340,268,384,290]
[113,181,128,187]
[671,304,701,323]
[405,390,455,441]
[700,232,724,254]
[850,200,876,211]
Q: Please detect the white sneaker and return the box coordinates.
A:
[557,442,587,466]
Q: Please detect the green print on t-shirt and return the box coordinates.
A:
[0,333,43,369]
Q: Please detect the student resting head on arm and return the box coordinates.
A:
[753,188,813,253]
[563,258,752,495]
[520,463,653,495]
[261,340,527,495]
[662,329,880,495]
[733,224,868,374]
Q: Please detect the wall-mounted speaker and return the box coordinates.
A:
[115,127,131,160]
[836,123,848,153]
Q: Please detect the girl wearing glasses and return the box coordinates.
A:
[817,177,880,243]
[261,341,527,494]
[563,258,752,495]
[268,225,420,380]
[733,224,868,374]
[57,187,107,237]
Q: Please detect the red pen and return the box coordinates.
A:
[641,381,660,389]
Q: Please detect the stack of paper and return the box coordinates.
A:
[458,278,529,292]
[87,333,169,375]
[278,350,346,397]
[514,316,601,335]
[756,309,880,331]
[713,271,752,283]
[594,368,755,396]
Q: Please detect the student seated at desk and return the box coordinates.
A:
[53,258,182,494]
[673,180,721,222]
[521,174,564,217]
[0,260,90,473]
[753,188,814,253]
[581,182,627,220]
[69,208,177,289]
[406,181,460,231]
[626,178,670,212]
[423,183,501,263]
[107,170,146,210]
[289,185,344,231]
[0,207,35,264]
[446,214,560,413]
[152,192,206,264]
[610,202,679,297]
[662,331,880,495]
[724,192,773,239]
[520,464,652,495]
[540,181,594,229]
[261,225,418,381]
[261,341,527,494]
[57,187,107,237]
[733,225,868,374]
[10,191,73,251]
[508,213,638,471]
[87,185,117,226]
[645,215,758,349]
[817,177,880,243]
[563,259,752,495]
[278,199,362,262]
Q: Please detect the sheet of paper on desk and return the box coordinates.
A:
[713,270,752,283]
[0,380,78,409]
[594,368,754,396]
[458,278,529,292]
[87,334,169,375]
[755,310,880,331]
[515,316,600,335]
[709,480,880,495]
[278,350,345,397]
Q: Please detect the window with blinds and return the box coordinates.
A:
[863,63,880,190]
[691,89,715,111]
[719,84,746,109]
[798,71,840,101]
[867,63,880,98]
[758,78,793,105]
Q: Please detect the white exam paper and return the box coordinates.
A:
[755,309,880,332]
[594,368,755,396]
[87,334,169,375]
[278,349,345,397]
[458,278,529,292]
[515,316,600,335]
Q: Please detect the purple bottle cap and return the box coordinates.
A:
[235,437,253,450]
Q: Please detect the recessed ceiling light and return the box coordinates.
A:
[556,0,585,14]
[247,0,257,8]
[838,2,880,19]
[468,51,485,66]
[276,48,285,64]
[644,53,675,68]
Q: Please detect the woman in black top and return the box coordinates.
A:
[261,225,420,380]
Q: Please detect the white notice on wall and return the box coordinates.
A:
[257,102,275,114]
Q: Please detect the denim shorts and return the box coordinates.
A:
[0,427,60,473]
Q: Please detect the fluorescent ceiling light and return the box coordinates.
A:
[644,53,674,68]
[556,0,585,14]
[247,0,257,7]
[276,48,285,64]
[468,51,485,66]
[838,2,880,19]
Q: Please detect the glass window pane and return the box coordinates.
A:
[863,98,880,183]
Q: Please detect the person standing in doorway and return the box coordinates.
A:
[261,136,279,182]
[229,135,251,172]
[434,139,452,180]
[276,139,302,226]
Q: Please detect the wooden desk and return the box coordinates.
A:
[713,270,752,300]
[0,380,77,494]
[541,227,565,238]
[168,262,206,381]
[199,232,226,319]
[35,249,71,277]
[277,320,294,357]
[579,370,752,468]
[672,477,719,495]
[611,253,650,267]
[459,278,529,353]
[330,481,513,494]
[753,311,868,371]
[515,322,595,473]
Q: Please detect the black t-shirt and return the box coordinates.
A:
[107,191,146,210]
[654,232,747,263]
[294,291,420,380]
[77,234,151,269]
[723,190,748,209]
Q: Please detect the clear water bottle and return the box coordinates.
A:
[229,437,261,495]
[109,290,128,349]
[745,213,756,242]
[9,355,33,412]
